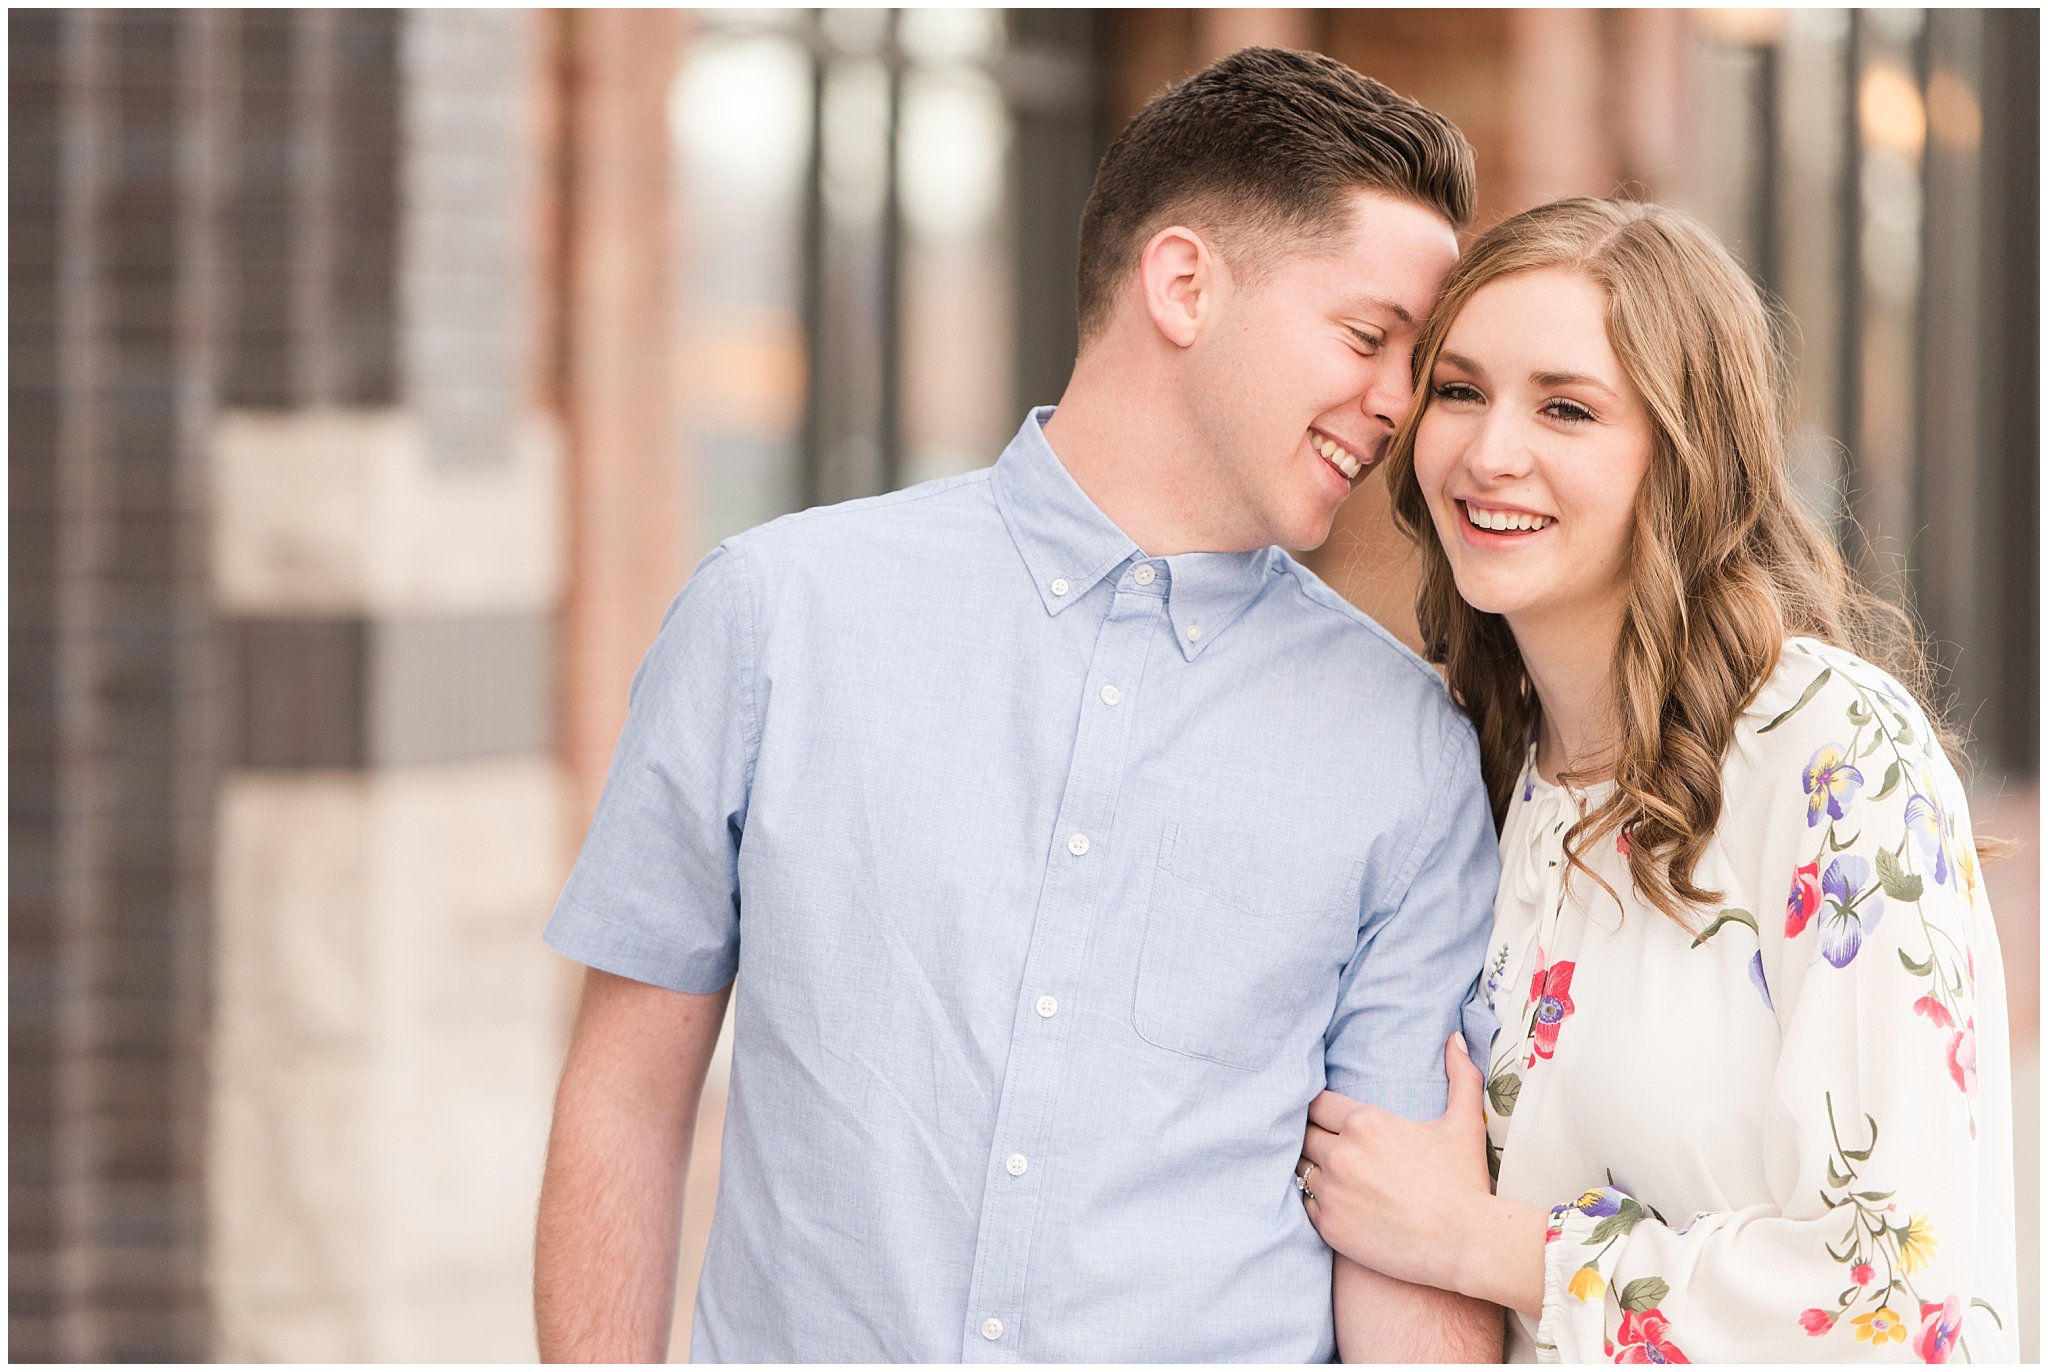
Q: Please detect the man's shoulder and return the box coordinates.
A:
[728,468,996,555]
[1263,552,1458,706]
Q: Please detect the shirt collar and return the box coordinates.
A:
[993,407,1280,661]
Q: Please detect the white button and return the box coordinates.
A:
[1035,994,1058,1018]
[1185,623,1202,641]
[981,1317,1004,1341]
[1100,684,1120,706]
[1133,563,1156,586]
[1050,578,1069,597]
[1067,833,1090,856]
[1005,1152,1029,1176]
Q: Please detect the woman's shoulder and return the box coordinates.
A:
[1724,636,1973,856]
[1737,637,1940,766]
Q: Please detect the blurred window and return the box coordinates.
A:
[1689,8,2037,775]
[672,9,1101,547]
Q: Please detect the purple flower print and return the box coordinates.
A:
[1802,745,1864,827]
[1904,791,1950,886]
[1818,855,1884,968]
[1568,1187,1625,1219]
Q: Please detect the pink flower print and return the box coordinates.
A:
[1913,996,1956,1029]
[1852,1263,1875,1286]
[1798,1308,1835,1336]
[1529,961,1577,1062]
[1614,1309,1690,1363]
[1616,827,1632,857]
[1947,1019,1978,1101]
[1914,1296,1965,1364]
[1785,862,1822,937]
[1803,745,1864,827]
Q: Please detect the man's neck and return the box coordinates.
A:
[1040,368,1247,557]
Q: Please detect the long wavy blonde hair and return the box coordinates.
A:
[1385,197,1951,928]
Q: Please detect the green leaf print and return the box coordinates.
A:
[1487,1070,1522,1118]
[1840,1113,1879,1163]
[1619,1278,1670,1313]
[1760,667,1832,733]
[1689,907,1758,949]
[1873,758,1903,801]
[1899,946,1935,976]
[1876,846,1924,902]
[1588,1198,1645,1245]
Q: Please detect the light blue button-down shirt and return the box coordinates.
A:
[545,408,1499,1362]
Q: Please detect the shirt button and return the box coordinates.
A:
[1035,994,1058,1018]
[1005,1152,1029,1176]
[1067,832,1090,856]
[1099,683,1120,706]
[981,1317,1004,1341]
[1133,563,1156,586]
[1185,623,1202,641]
[1050,577,1069,597]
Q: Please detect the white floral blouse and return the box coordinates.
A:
[1480,638,2018,1363]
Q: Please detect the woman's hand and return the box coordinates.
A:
[1300,1033,1494,1295]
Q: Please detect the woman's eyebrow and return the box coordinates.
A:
[1532,369,1620,399]
[1436,349,1484,377]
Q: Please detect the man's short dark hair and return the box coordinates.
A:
[1075,47,1476,344]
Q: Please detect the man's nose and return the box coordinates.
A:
[1359,366,1410,433]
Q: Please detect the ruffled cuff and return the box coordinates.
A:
[1535,1186,1654,1362]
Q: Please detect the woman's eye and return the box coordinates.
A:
[1544,399,1596,424]
[1432,381,1481,404]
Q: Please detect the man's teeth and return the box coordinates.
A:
[1465,504,1555,533]
[1312,433,1362,479]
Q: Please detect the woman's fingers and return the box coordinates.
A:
[1300,1120,1338,1168]
[1306,1089,1359,1132]
[1443,1032,1483,1119]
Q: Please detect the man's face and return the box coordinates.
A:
[1185,189,1460,553]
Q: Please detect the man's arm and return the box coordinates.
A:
[535,968,732,1362]
[1334,1254,1503,1364]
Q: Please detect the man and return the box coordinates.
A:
[535,47,1500,1362]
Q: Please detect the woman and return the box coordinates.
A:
[1296,199,2016,1362]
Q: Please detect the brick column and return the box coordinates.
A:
[547,9,689,837]
[10,11,223,1359]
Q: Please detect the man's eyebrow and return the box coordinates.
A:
[1532,370,1620,399]
[1342,295,1416,328]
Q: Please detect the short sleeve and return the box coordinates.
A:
[1324,704,1500,1120]
[543,542,759,993]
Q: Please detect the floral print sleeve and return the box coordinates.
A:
[1516,642,2016,1363]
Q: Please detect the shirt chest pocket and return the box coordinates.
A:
[1133,823,1366,1072]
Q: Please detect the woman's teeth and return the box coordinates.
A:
[1465,504,1555,533]
[1312,433,1362,479]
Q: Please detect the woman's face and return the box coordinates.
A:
[1413,267,1656,644]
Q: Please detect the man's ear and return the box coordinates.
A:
[1137,225,1223,349]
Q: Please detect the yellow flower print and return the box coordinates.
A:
[1567,1265,1604,1302]
[1898,1214,1939,1274]
[1851,1306,1908,1345]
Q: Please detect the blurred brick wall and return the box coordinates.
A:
[11,11,222,1359]
[11,10,580,1359]
[545,9,691,838]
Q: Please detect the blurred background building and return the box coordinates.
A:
[10,8,2037,1361]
